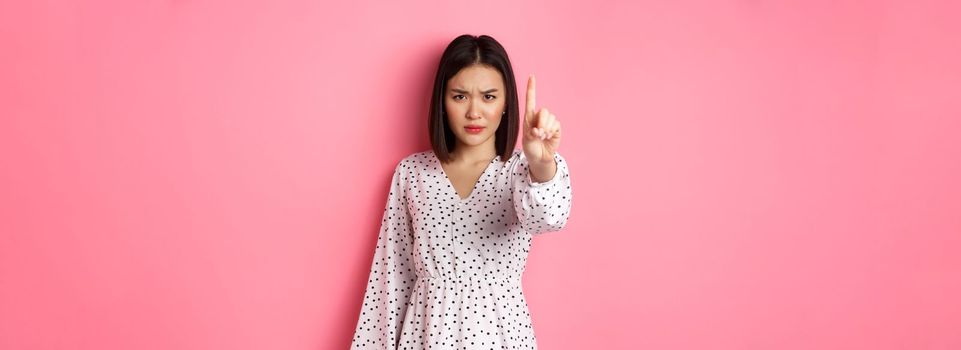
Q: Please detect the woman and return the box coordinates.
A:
[351,34,572,349]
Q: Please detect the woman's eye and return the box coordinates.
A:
[453,95,465,100]
[485,95,496,100]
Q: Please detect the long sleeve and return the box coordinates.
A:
[510,151,573,235]
[351,161,416,349]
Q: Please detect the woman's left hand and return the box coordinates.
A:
[521,74,562,165]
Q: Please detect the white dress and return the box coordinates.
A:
[350,149,573,349]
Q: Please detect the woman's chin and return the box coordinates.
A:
[457,133,493,146]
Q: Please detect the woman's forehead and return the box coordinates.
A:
[448,65,504,89]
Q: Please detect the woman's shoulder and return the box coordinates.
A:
[393,150,435,172]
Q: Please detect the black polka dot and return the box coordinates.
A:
[351,149,573,349]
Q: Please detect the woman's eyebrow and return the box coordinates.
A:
[451,88,499,94]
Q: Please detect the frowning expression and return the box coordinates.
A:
[445,64,505,147]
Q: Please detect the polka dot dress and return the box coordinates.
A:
[351,149,573,349]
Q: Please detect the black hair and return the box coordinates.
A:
[428,34,519,163]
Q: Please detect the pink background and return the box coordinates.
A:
[2,0,960,349]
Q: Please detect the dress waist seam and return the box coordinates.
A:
[415,275,522,286]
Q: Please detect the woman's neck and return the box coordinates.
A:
[450,139,497,164]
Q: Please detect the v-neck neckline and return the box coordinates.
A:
[432,151,500,203]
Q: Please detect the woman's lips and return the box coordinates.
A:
[465,126,485,134]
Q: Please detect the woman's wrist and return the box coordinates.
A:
[528,157,557,183]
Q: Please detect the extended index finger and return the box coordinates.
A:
[525,74,536,116]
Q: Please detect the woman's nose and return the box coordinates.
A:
[467,108,482,119]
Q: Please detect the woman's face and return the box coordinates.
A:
[444,64,505,150]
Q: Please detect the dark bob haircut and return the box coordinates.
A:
[428,34,519,163]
